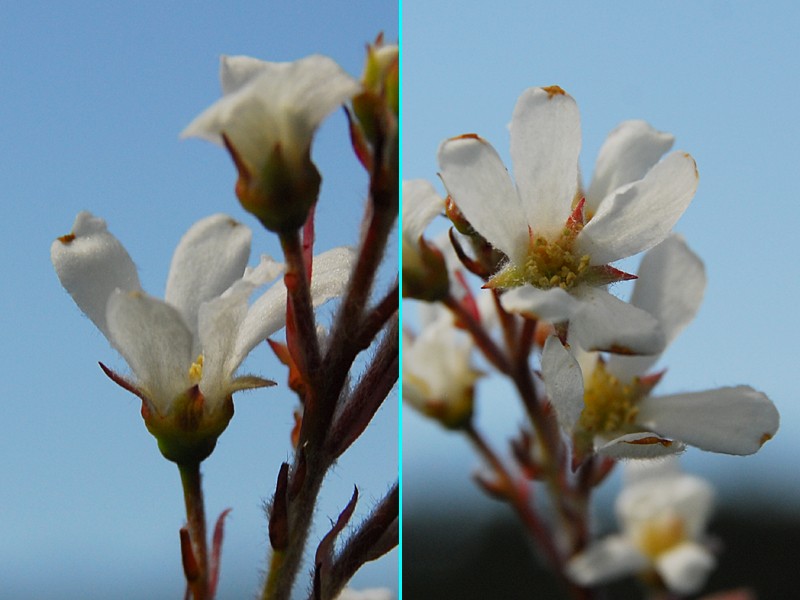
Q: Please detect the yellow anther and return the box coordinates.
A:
[579,361,644,433]
[188,355,204,384]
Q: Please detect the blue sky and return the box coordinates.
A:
[403,0,800,522]
[1,2,397,598]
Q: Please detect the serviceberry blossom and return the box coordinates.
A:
[438,86,698,355]
[567,458,717,595]
[542,235,779,458]
[52,212,353,461]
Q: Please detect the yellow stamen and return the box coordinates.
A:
[635,513,686,558]
[188,355,204,384]
[579,361,644,433]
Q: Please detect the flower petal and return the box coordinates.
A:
[637,386,779,455]
[106,290,193,412]
[51,212,142,339]
[542,336,585,431]
[607,235,706,380]
[586,120,674,213]
[509,86,581,236]
[233,246,355,368]
[570,287,666,356]
[566,535,647,587]
[500,285,579,322]
[165,214,252,334]
[438,135,528,263]
[655,542,716,596]
[597,431,685,459]
[577,152,698,265]
[402,179,444,242]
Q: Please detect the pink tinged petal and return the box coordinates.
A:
[586,120,674,214]
[165,214,252,334]
[438,135,528,263]
[233,246,355,368]
[566,535,648,587]
[597,432,685,459]
[570,287,666,356]
[500,285,579,322]
[637,386,780,455]
[607,234,706,380]
[542,336,585,431]
[181,55,359,169]
[402,179,444,242]
[509,86,581,236]
[106,291,194,413]
[655,542,716,596]
[51,212,142,339]
[577,152,699,265]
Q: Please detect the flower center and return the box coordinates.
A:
[188,354,204,385]
[579,361,645,433]
[488,227,590,290]
[635,513,687,558]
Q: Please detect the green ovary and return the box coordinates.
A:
[579,361,645,433]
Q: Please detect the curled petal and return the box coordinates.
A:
[402,179,444,242]
[106,291,193,412]
[51,211,142,338]
[578,151,698,265]
[510,86,581,236]
[165,214,252,334]
[566,535,647,587]
[500,285,579,322]
[541,336,585,431]
[586,120,674,213]
[655,542,716,596]
[438,134,528,264]
[597,431,685,459]
[637,386,779,455]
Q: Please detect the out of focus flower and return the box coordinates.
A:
[401,180,448,301]
[439,86,698,355]
[542,235,779,458]
[335,587,394,600]
[52,212,353,462]
[567,458,716,595]
[182,54,359,232]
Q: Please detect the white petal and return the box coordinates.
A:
[566,535,647,587]
[637,386,779,455]
[438,135,528,264]
[541,336,585,431]
[106,291,193,412]
[233,246,355,368]
[402,179,444,243]
[577,152,698,265]
[509,87,581,236]
[607,235,706,380]
[597,432,685,459]
[165,214,251,334]
[655,542,716,595]
[586,120,674,213]
[219,55,271,94]
[335,588,394,600]
[570,287,665,355]
[182,55,359,168]
[51,212,142,339]
[500,285,579,322]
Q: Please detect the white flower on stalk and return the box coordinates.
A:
[542,235,779,458]
[401,180,449,301]
[52,212,353,462]
[438,86,698,355]
[403,307,481,429]
[182,54,360,231]
[567,458,716,595]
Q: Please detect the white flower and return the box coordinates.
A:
[401,180,449,301]
[52,212,353,461]
[542,235,779,458]
[182,54,360,231]
[438,86,698,355]
[403,307,481,429]
[182,54,358,179]
[335,587,393,600]
[567,458,716,595]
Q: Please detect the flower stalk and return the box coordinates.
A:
[179,462,210,600]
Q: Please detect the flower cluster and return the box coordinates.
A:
[403,85,779,596]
